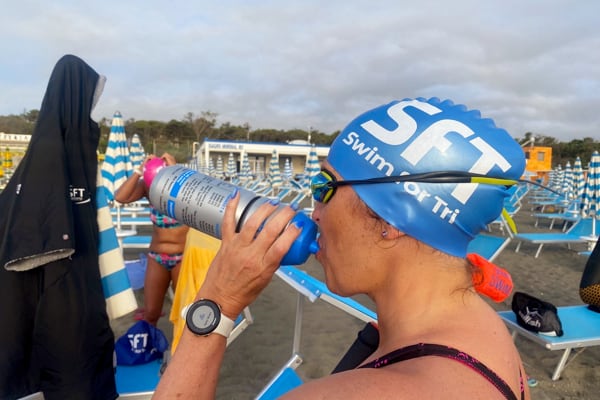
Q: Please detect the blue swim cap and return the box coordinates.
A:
[328,98,525,257]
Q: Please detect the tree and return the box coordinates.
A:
[164,119,195,145]
[0,112,36,135]
[21,109,39,124]
[184,111,218,143]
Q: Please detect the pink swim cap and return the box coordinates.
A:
[143,157,167,188]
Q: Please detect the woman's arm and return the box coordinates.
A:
[114,169,146,204]
[153,192,302,399]
[114,154,161,203]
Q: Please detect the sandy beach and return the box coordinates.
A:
[111,198,600,399]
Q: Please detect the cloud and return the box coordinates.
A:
[1,0,599,141]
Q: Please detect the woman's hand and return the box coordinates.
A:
[161,152,176,166]
[198,192,303,318]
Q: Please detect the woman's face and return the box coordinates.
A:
[311,162,381,297]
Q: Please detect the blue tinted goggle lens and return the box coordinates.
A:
[310,170,337,203]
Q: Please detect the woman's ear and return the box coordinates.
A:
[381,224,404,240]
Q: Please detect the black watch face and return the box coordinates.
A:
[187,300,221,335]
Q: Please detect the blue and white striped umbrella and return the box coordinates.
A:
[550,165,563,192]
[573,157,586,200]
[96,171,137,319]
[239,152,252,182]
[208,158,215,176]
[216,155,225,179]
[226,152,237,179]
[561,161,573,199]
[101,111,133,201]
[268,149,283,187]
[303,145,320,189]
[129,133,145,169]
[283,158,293,182]
[581,150,600,237]
[198,158,209,175]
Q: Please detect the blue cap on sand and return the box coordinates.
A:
[328,97,525,257]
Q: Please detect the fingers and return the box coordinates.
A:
[221,189,240,240]
[161,152,176,166]
[142,154,155,167]
[221,193,301,262]
[199,195,303,317]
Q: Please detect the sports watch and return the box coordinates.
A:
[182,299,235,338]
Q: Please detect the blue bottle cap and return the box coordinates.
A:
[280,212,319,265]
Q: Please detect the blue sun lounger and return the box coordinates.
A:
[498,305,600,380]
[115,308,254,399]
[533,200,581,231]
[467,234,511,262]
[256,266,377,399]
[121,235,152,250]
[514,218,594,258]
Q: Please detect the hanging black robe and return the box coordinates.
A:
[0,55,117,400]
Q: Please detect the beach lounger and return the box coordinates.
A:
[533,200,581,231]
[257,266,377,399]
[115,359,162,399]
[498,305,600,380]
[276,265,377,323]
[256,355,304,400]
[112,216,153,229]
[467,233,511,262]
[115,306,253,399]
[121,235,152,249]
[487,191,522,237]
[514,218,594,258]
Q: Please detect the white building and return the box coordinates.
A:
[0,132,31,151]
[194,139,329,178]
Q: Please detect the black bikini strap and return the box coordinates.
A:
[359,343,521,400]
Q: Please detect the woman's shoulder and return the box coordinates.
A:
[283,344,524,399]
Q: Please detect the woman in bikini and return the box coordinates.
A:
[155,98,531,399]
[115,152,189,326]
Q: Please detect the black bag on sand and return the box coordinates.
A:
[511,291,564,337]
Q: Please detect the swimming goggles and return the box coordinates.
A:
[310,168,549,204]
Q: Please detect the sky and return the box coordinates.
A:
[1,0,599,142]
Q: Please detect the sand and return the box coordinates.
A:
[111,200,600,399]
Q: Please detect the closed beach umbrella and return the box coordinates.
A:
[101,111,133,201]
[216,155,225,179]
[581,151,600,237]
[129,133,146,169]
[208,158,215,176]
[573,157,586,200]
[561,161,573,199]
[226,152,237,179]
[550,165,563,192]
[239,152,252,182]
[268,149,282,187]
[283,158,293,182]
[198,157,209,175]
[303,144,320,188]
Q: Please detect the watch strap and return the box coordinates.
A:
[181,300,235,338]
[213,313,235,338]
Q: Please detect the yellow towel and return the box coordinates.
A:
[170,229,221,353]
